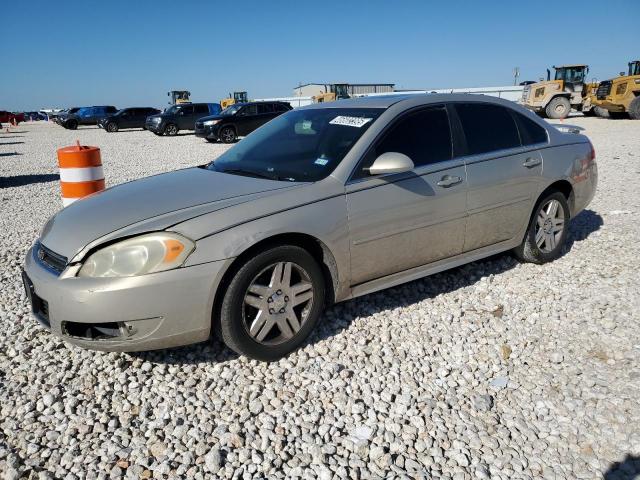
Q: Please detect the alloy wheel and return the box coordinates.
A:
[535,199,565,253]
[242,261,314,345]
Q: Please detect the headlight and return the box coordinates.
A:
[616,83,627,95]
[152,117,162,123]
[78,232,195,278]
[203,119,221,126]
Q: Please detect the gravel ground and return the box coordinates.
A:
[1,118,639,480]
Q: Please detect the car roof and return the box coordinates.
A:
[301,93,522,110]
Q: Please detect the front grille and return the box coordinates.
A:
[37,242,67,274]
[597,81,612,100]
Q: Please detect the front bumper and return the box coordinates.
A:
[145,121,164,133]
[23,245,229,352]
[195,124,219,140]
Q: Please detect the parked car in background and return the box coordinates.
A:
[23,94,597,361]
[58,106,118,129]
[98,107,161,132]
[24,111,49,121]
[195,101,292,143]
[52,108,80,123]
[0,111,25,125]
[145,103,222,136]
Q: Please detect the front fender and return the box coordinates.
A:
[179,194,352,300]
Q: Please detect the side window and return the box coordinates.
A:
[241,104,258,116]
[194,104,209,114]
[275,103,290,112]
[455,103,520,154]
[257,103,274,114]
[353,107,452,179]
[513,112,548,145]
[106,106,117,114]
[180,105,194,115]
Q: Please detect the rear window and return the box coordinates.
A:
[258,103,274,114]
[455,103,521,155]
[513,112,548,145]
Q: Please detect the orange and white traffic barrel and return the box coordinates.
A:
[57,141,105,206]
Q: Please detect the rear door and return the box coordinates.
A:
[177,104,195,129]
[119,109,135,128]
[192,104,211,128]
[256,102,277,129]
[346,105,468,285]
[453,102,545,251]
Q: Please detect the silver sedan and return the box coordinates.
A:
[23,94,597,360]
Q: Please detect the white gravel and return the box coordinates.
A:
[1,119,639,479]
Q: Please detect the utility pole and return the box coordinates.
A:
[513,67,520,86]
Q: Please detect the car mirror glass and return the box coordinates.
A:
[368,152,414,175]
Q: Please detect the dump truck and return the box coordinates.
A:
[521,65,589,119]
[592,61,640,119]
[220,91,248,109]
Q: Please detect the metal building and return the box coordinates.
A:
[293,83,395,97]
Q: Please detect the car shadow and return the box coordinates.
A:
[604,454,640,479]
[0,135,24,139]
[0,141,25,145]
[0,152,22,157]
[132,208,603,364]
[0,173,59,188]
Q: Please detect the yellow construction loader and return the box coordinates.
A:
[591,60,640,119]
[168,91,191,104]
[312,84,350,103]
[521,65,590,119]
[220,91,248,109]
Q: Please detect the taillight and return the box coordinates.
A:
[590,144,596,161]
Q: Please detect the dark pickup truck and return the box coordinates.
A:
[58,106,118,129]
[145,103,222,136]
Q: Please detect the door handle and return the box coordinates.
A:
[437,175,463,187]
[523,157,542,168]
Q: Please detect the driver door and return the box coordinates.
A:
[177,105,195,129]
[345,106,467,285]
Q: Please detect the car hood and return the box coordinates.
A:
[39,167,303,262]
[198,114,227,122]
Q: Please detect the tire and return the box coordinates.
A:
[66,119,78,130]
[629,97,640,120]
[206,138,217,143]
[514,191,570,264]
[219,126,237,143]
[164,123,178,136]
[106,122,118,132]
[218,245,325,361]
[545,97,571,119]
[594,106,610,118]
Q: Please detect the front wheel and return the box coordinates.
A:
[545,97,571,119]
[106,122,118,132]
[164,123,178,136]
[218,245,325,361]
[219,126,237,143]
[629,97,640,120]
[514,192,570,264]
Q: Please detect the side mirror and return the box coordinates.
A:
[369,152,414,175]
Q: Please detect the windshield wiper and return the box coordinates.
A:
[222,168,294,182]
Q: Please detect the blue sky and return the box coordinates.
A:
[2,0,639,110]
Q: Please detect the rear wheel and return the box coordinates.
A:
[66,119,78,130]
[629,97,640,120]
[545,97,571,119]
[106,122,118,132]
[218,245,325,361]
[514,191,570,264]
[220,126,237,143]
[164,123,178,136]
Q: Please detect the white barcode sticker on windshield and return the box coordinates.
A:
[329,116,372,128]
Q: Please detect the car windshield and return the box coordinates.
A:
[208,107,383,182]
[220,104,242,116]
[164,105,180,115]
